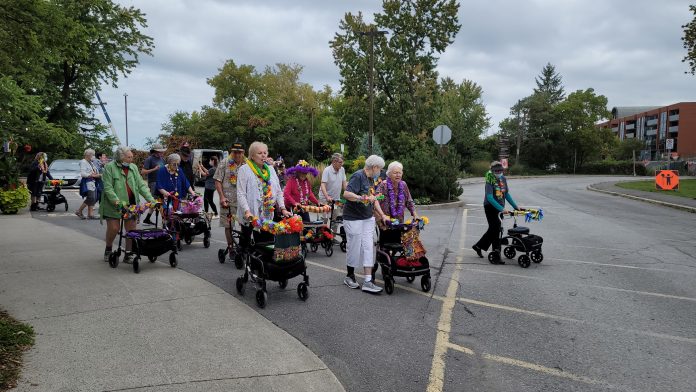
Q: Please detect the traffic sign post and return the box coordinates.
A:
[432,125,452,146]
[655,170,679,191]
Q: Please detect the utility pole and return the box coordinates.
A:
[310,107,314,162]
[124,93,129,146]
[359,27,387,155]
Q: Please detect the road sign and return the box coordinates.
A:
[655,170,679,191]
[501,158,508,169]
[432,125,452,145]
[666,138,674,150]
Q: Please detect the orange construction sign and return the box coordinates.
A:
[655,170,679,191]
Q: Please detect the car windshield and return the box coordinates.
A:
[50,160,80,171]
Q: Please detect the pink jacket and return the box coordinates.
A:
[283,177,319,208]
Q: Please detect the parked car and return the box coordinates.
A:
[48,159,82,188]
[192,149,224,185]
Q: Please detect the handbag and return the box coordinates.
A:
[79,179,89,197]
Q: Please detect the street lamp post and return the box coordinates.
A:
[310,107,314,162]
[359,27,387,155]
[124,93,129,146]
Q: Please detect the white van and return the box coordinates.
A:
[192,148,224,185]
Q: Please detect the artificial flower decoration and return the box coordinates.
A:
[524,208,543,222]
[251,215,304,235]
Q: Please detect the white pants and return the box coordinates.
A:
[344,217,375,268]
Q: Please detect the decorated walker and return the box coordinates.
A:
[40,179,68,212]
[494,208,544,268]
[376,216,432,295]
[108,202,178,274]
[165,193,211,250]
[235,215,310,308]
[296,204,335,257]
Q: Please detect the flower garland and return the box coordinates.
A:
[386,179,405,218]
[246,159,275,218]
[251,215,303,235]
[296,177,310,205]
[227,158,240,185]
[524,208,543,222]
[121,202,155,219]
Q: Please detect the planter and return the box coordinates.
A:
[0,184,30,214]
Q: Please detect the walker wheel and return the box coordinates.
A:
[46,204,55,212]
[301,245,308,260]
[503,246,516,259]
[148,255,157,263]
[236,277,245,295]
[297,283,309,301]
[243,272,249,283]
[234,253,244,270]
[421,276,431,292]
[64,202,69,211]
[310,243,318,253]
[108,252,119,268]
[518,255,531,268]
[340,242,346,253]
[255,289,267,308]
[279,279,288,289]
[531,251,543,263]
[203,235,210,248]
[325,244,333,257]
[177,240,182,251]
[488,251,501,264]
[169,253,177,268]
[384,277,394,295]
[133,257,140,274]
[184,233,192,245]
[406,276,415,283]
[218,249,226,263]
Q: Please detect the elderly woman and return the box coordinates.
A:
[156,153,196,210]
[75,148,101,219]
[472,161,520,264]
[375,161,417,230]
[236,142,291,245]
[342,154,390,294]
[100,146,156,263]
[283,160,320,222]
[27,152,52,211]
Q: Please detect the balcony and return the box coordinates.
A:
[611,127,619,133]
[625,123,635,130]
[669,126,679,133]
[646,119,658,126]
[669,114,679,121]
[624,133,635,138]
[645,129,657,136]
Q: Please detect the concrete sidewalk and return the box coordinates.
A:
[588,179,696,213]
[0,214,344,391]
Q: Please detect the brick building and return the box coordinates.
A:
[597,102,696,160]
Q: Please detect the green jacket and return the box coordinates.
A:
[99,161,155,219]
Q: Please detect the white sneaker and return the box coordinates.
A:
[361,280,383,293]
[343,275,360,289]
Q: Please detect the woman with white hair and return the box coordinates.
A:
[75,148,101,219]
[375,161,418,230]
[100,146,156,263]
[155,153,196,208]
[342,154,390,293]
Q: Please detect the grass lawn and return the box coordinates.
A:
[0,310,34,391]
[616,179,696,199]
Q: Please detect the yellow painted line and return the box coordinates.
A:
[426,209,467,392]
[446,342,603,386]
[456,297,696,345]
[460,267,696,303]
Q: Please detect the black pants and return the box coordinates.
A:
[474,203,502,252]
[204,188,217,214]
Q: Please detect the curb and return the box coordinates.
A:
[416,200,465,210]
[587,184,696,214]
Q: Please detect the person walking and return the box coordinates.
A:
[75,148,101,219]
[283,160,320,222]
[215,142,246,251]
[319,153,347,231]
[155,153,197,210]
[27,152,52,211]
[342,155,390,293]
[100,146,156,263]
[472,161,520,264]
[179,143,196,192]
[203,155,219,217]
[141,144,167,224]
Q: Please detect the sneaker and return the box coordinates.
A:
[343,275,360,289]
[361,280,383,293]
[122,252,134,264]
[103,250,111,263]
[472,245,483,258]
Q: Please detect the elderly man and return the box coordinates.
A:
[141,143,167,224]
[319,152,347,232]
[101,146,156,264]
[215,142,246,252]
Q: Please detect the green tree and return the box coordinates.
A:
[534,62,565,104]
[682,4,696,75]
[556,88,610,168]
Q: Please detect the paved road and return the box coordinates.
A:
[33,176,696,391]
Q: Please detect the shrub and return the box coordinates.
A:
[401,146,462,202]
[576,160,648,176]
[468,160,490,177]
[414,196,431,205]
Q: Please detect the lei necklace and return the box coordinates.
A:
[296,178,310,205]
[386,179,406,218]
[246,158,274,217]
[228,158,241,185]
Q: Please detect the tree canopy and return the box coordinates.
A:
[682,4,696,75]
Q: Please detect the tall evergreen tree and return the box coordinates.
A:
[533,63,565,104]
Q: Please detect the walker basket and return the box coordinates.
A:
[127,229,175,257]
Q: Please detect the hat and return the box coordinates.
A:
[179,144,191,155]
[230,142,245,152]
[490,161,504,171]
[285,160,319,177]
[150,143,166,153]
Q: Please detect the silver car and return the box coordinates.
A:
[48,159,82,188]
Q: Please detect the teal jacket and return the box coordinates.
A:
[99,161,155,219]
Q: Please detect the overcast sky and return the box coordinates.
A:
[98,0,696,149]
